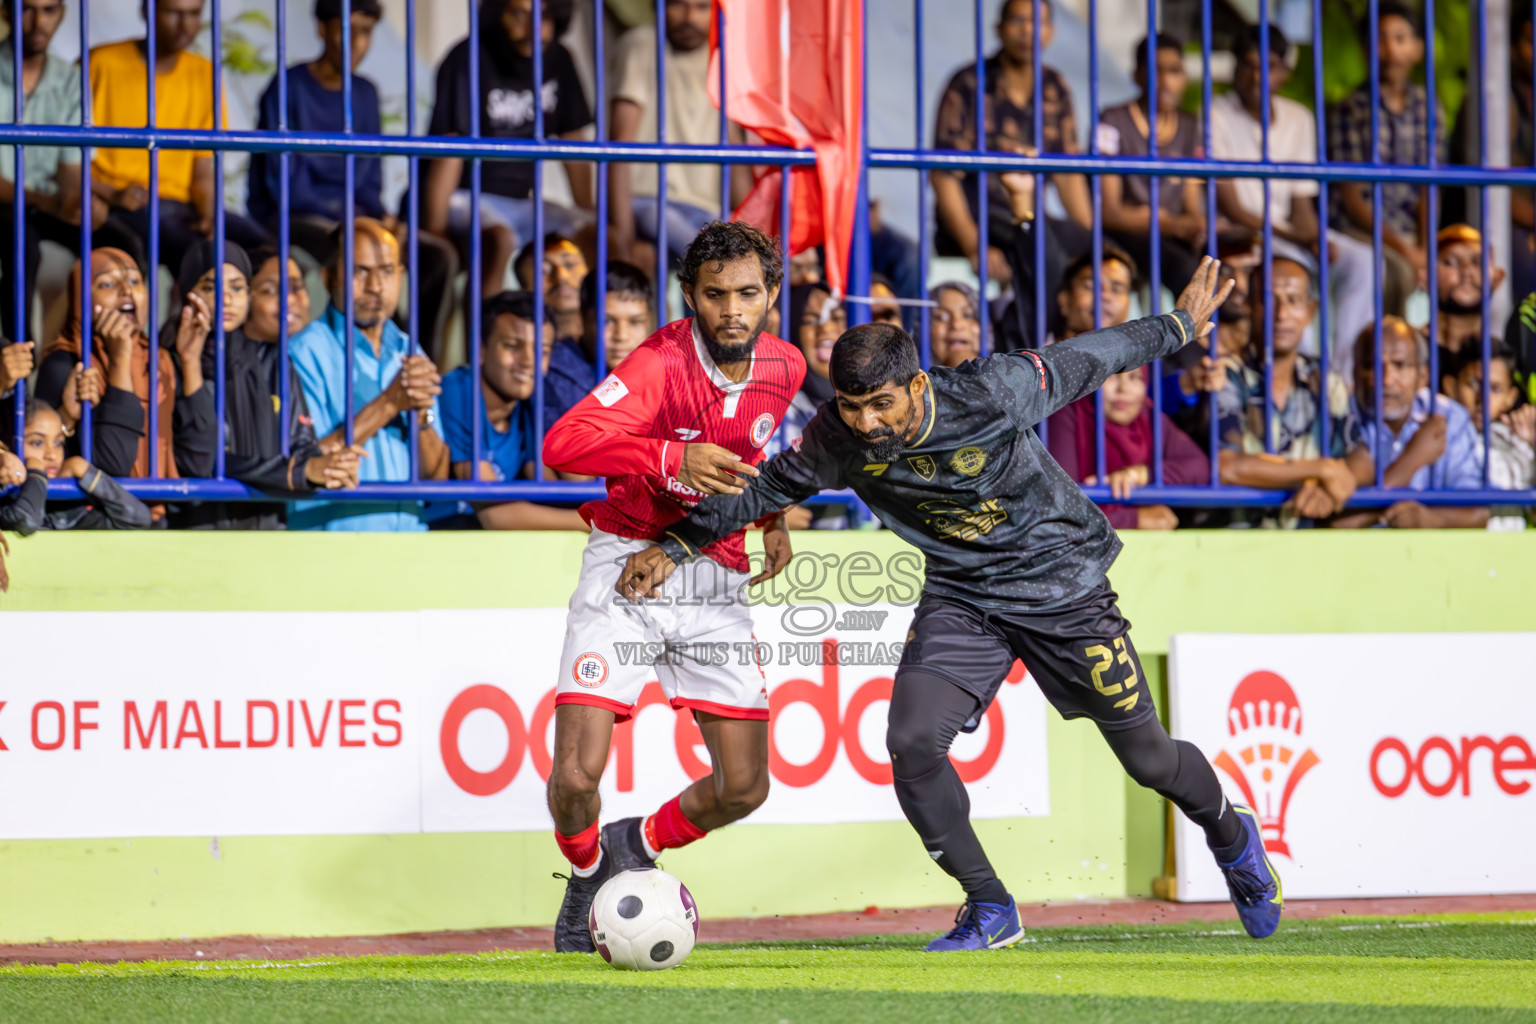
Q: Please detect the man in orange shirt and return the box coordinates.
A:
[90,0,268,273]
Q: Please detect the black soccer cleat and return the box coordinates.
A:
[602,816,658,873]
[553,866,609,953]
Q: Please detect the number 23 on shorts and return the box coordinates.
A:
[1084,636,1141,713]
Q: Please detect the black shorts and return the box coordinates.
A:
[897,582,1157,731]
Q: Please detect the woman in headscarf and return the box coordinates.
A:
[172,242,361,529]
[1045,365,1209,531]
[928,282,984,368]
[35,247,212,482]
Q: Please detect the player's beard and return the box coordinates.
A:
[857,392,919,463]
[698,308,768,366]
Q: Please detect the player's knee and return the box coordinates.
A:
[547,759,603,812]
[1120,747,1179,793]
[715,766,770,818]
[886,718,944,777]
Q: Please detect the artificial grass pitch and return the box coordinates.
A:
[2,914,1532,1024]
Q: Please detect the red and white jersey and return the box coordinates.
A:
[543,318,807,572]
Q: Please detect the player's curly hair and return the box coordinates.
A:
[678,222,784,293]
[830,323,922,396]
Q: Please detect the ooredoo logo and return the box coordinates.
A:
[1211,671,1320,858]
[1370,734,1535,798]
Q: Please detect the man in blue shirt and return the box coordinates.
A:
[1338,316,1489,529]
[543,260,654,435]
[290,218,450,531]
[439,290,585,530]
[249,0,384,259]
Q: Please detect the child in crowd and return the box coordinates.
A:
[1445,344,1534,530]
[0,400,152,533]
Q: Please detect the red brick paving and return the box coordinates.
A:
[3,894,1533,966]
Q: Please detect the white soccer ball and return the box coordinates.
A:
[589,867,698,970]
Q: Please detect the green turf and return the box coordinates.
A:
[2,914,1532,1024]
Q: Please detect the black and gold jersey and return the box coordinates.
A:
[659,310,1198,611]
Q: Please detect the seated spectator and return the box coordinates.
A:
[1159,239,1255,429]
[0,398,152,532]
[87,0,268,275]
[425,0,593,292]
[762,281,849,528]
[440,290,585,530]
[868,274,904,328]
[515,232,587,345]
[1054,244,1135,341]
[172,242,361,529]
[543,261,654,434]
[289,218,450,531]
[1328,1,1444,314]
[1511,7,1536,292]
[1211,24,1376,362]
[244,248,313,343]
[248,0,385,257]
[1433,225,1504,375]
[928,281,982,368]
[1339,317,1488,529]
[0,0,93,340]
[933,0,1091,289]
[1215,253,1357,523]
[1444,343,1533,529]
[1098,33,1205,296]
[1046,367,1208,530]
[609,0,739,267]
[35,248,211,482]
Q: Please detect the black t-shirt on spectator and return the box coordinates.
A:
[428,33,592,199]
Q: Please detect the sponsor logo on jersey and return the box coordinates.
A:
[664,475,704,505]
[593,373,630,407]
[674,428,701,440]
[1025,350,1047,389]
[572,653,609,688]
[750,412,776,448]
[862,463,889,476]
[907,455,937,481]
[917,498,1008,541]
[951,446,988,477]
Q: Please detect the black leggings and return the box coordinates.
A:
[887,670,1244,903]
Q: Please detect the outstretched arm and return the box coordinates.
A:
[989,257,1232,428]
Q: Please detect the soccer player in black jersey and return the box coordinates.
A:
[617,257,1283,949]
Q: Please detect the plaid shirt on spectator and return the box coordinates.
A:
[1328,84,1447,238]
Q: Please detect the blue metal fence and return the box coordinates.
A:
[5,0,1535,511]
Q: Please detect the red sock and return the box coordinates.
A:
[644,795,708,854]
[555,821,601,872]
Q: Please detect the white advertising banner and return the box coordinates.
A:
[1170,633,1536,901]
[0,609,1049,839]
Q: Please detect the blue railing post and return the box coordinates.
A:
[147,0,160,478]
[78,1,94,460]
[212,0,226,480]
[277,0,291,457]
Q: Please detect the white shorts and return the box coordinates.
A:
[556,529,768,722]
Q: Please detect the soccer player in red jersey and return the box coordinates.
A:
[540,222,806,952]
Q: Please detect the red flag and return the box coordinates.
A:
[710,0,863,295]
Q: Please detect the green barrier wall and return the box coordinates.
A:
[0,531,1529,943]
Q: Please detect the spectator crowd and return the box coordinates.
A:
[0,0,1531,546]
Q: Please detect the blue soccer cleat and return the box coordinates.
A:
[924,897,1025,952]
[1218,804,1283,938]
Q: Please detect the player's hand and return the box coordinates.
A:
[616,544,678,601]
[751,514,795,585]
[678,443,759,496]
[1314,457,1358,514]
[1174,256,1236,342]
[1383,499,1438,529]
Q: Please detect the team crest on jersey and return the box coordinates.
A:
[572,653,609,687]
[907,454,937,481]
[950,446,988,477]
[750,412,776,448]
